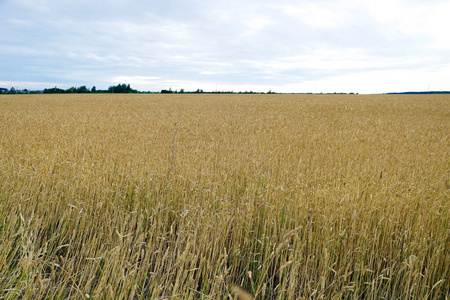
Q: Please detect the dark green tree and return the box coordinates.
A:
[108,83,137,93]
[77,86,89,93]
[44,87,65,93]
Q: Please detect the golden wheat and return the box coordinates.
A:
[0,94,448,299]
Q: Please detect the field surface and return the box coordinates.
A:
[0,94,449,299]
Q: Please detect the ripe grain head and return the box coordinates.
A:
[0,93,448,298]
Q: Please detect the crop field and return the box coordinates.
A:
[0,94,448,299]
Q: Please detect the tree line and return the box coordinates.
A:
[0,84,139,94]
[43,84,137,94]
[1,84,283,94]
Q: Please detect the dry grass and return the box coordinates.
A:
[0,94,448,299]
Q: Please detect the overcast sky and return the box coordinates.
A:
[1,0,449,93]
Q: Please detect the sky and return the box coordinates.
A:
[1,0,449,94]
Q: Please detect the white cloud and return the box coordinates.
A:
[0,0,449,93]
[248,48,440,78]
[282,3,348,28]
[366,0,450,49]
[0,81,66,90]
[111,76,160,86]
[242,15,275,36]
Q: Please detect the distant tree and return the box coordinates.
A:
[108,83,137,93]
[43,87,65,93]
[77,85,89,93]
[91,86,96,92]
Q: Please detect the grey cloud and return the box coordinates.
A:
[1,0,449,93]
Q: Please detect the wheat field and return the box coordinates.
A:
[0,94,448,299]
